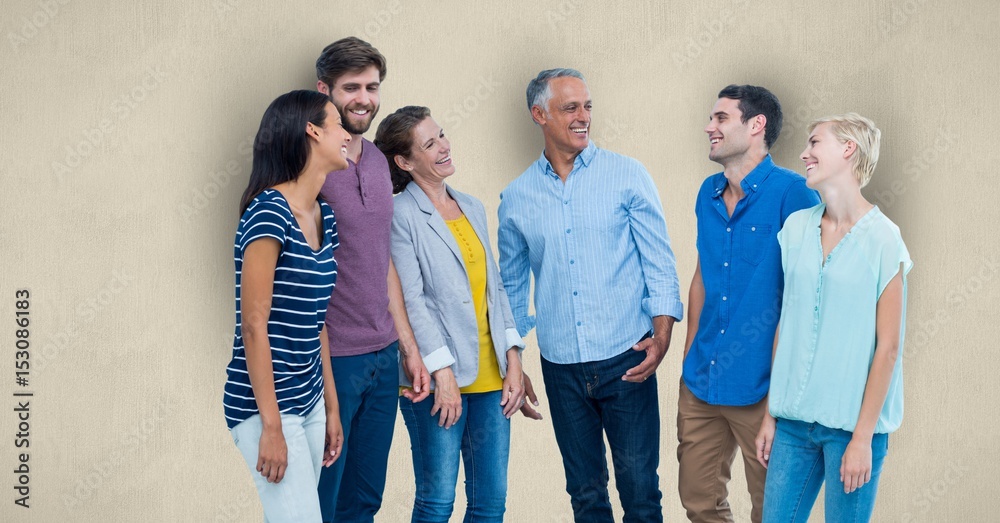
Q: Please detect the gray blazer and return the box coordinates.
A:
[391,182,524,388]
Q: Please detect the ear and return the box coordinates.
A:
[394,154,411,173]
[843,140,857,158]
[531,105,548,126]
[749,114,767,137]
[317,81,330,96]
[305,121,322,143]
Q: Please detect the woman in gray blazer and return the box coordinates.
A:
[375,106,539,523]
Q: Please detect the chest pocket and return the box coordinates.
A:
[738,224,773,265]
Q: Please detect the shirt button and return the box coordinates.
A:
[722,296,727,301]
[723,262,729,267]
[573,291,578,296]
[711,360,716,365]
[564,200,569,204]
[577,321,582,326]
[570,260,575,264]
[751,226,756,232]
[720,329,725,334]
[726,227,731,232]
[566,229,571,233]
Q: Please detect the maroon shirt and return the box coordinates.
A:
[320,138,397,356]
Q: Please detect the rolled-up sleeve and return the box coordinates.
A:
[627,166,684,321]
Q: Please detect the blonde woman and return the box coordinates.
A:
[756,113,912,522]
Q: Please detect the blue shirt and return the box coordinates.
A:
[223,190,339,429]
[498,142,683,364]
[769,204,912,433]
[683,156,820,406]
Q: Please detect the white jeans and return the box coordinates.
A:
[231,400,326,522]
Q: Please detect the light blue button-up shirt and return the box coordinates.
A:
[498,142,683,364]
[769,204,912,433]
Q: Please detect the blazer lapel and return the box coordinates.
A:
[407,183,464,266]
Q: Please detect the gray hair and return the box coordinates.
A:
[526,68,586,121]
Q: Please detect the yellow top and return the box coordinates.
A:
[446,214,503,393]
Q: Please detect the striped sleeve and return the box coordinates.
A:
[238,201,289,254]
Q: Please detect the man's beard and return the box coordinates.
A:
[340,104,378,135]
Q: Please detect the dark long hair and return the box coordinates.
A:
[374,105,431,194]
[238,90,330,216]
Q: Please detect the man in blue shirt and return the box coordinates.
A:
[498,68,684,522]
[677,85,820,523]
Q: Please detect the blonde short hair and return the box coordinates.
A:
[808,113,881,188]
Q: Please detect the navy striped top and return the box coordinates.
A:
[223,189,338,429]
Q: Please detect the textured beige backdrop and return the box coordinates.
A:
[1,0,996,521]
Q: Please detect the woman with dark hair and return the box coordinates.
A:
[223,90,351,522]
[756,114,912,522]
[375,106,541,522]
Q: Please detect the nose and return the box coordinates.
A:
[705,119,716,135]
[800,146,809,162]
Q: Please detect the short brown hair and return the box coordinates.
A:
[315,37,387,87]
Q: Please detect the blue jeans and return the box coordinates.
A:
[399,390,510,523]
[317,342,399,523]
[540,346,662,523]
[763,418,889,523]
[231,399,326,523]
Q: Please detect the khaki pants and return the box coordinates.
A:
[676,379,768,523]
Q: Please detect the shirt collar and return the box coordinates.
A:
[536,141,597,178]
[710,154,776,198]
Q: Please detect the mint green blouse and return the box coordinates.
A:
[769,204,912,433]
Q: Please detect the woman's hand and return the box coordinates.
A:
[841,437,873,494]
[500,348,526,419]
[323,411,343,467]
[519,372,543,420]
[257,425,287,483]
[430,367,462,429]
[755,412,776,468]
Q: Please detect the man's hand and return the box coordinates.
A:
[623,316,675,383]
[400,348,431,403]
[518,372,543,420]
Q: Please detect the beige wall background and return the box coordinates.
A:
[1,0,995,521]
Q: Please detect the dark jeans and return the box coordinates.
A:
[540,344,662,523]
[317,342,399,523]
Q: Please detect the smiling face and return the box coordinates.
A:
[800,122,856,190]
[534,76,591,156]
[705,97,756,166]
[396,117,455,184]
[310,101,352,172]
[323,65,381,135]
